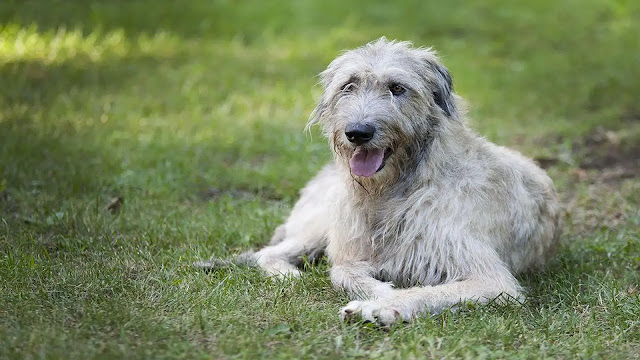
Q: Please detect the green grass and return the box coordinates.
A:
[1,0,639,358]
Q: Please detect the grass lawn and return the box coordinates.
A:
[1,0,639,358]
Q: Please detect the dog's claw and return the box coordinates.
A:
[339,300,401,326]
[339,300,362,321]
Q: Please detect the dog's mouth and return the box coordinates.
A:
[349,147,393,177]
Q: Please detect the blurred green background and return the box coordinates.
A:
[1,1,639,358]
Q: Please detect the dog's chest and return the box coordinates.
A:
[368,196,449,287]
[329,185,454,287]
[371,230,446,288]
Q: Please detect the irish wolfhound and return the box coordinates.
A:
[199,38,561,325]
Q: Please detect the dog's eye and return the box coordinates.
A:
[341,82,354,92]
[389,84,406,96]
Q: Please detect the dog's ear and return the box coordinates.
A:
[431,63,456,118]
[428,61,457,119]
[419,49,457,119]
[307,67,334,128]
[308,93,326,128]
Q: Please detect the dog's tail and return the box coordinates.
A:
[193,250,257,273]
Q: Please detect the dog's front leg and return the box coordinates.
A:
[330,261,395,301]
[339,271,522,326]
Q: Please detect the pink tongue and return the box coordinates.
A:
[349,148,385,177]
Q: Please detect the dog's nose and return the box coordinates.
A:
[345,123,375,145]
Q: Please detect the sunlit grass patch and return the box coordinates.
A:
[0,24,180,64]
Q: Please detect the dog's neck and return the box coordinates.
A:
[423,119,480,181]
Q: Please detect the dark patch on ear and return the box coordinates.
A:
[431,63,457,118]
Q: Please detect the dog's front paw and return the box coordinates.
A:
[339,300,401,326]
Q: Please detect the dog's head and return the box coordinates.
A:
[309,38,458,181]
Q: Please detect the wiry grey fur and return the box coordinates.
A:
[198,38,561,325]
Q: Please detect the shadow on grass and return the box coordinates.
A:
[0,0,338,41]
[0,0,228,38]
[0,52,180,191]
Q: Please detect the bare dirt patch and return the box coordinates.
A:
[199,186,284,202]
[576,127,639,177]
[558,127,639,234]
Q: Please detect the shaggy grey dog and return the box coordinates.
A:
[200,38,561,325]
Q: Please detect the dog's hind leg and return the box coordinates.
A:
[195,233,325,278]
[268,224,287,245]
[251,167,335,277]
[252,235,324,277]
[196,163,336,277]
[194,221,325,278]
[251,164,338,276]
